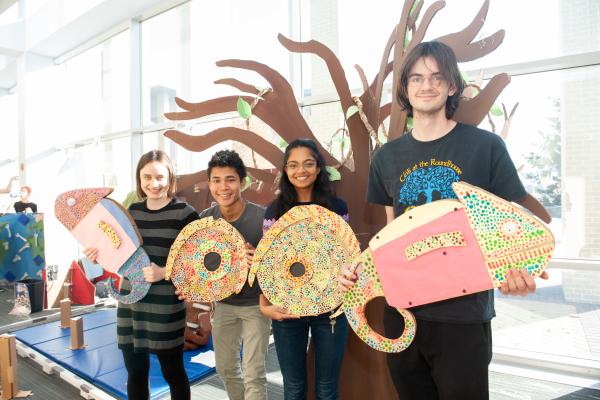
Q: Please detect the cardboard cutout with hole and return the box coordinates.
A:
[249,205,360,316]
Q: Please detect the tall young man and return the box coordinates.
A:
[340,41,548,399]
[200,150,271,400]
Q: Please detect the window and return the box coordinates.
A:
[478,66,600,260]
[141,5,188,126]
[26,45,103,156]
[102,30,131,132]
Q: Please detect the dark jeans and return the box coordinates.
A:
[384,306,493,400]
[122,347,190,400]
[272,313,348,400]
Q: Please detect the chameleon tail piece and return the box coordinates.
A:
[107,247,152,304]
[343,248,417,353]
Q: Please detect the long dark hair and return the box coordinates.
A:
[271,138,336,219]
[397,41,464,119]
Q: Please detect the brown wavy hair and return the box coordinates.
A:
[135,150,176,200]
[397,41,464,119]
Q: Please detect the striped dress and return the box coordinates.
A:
[117,198,198,353]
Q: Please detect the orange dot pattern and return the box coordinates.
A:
[251,205,360,316]
[55,188,113,230]
[343,248,416,353]
[165,217,247,302]
[452,182,555,287]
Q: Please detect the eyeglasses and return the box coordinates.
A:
[285,160,318,172]
[407,74,446,88]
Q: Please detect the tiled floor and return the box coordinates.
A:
[2,287,600,399]
[187,342,600,400]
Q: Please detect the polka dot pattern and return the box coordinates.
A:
[107,247,152,304]
[250,205,360,316]
[343,249,416,353]
[98,220,121,249]
[453,182,555,287]
[405,231,465,260]
[55,188,113,230]
[165,217,247,302]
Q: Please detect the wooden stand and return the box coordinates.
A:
[59,299,71,328]
[0,334,32,399]
[62,283,71,300]
[69,317,86,350]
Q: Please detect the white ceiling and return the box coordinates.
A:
[0,0,187,95]
[0,0,18,15]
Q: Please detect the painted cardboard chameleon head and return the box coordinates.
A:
[54,188,151,304]
[343,182,555,352]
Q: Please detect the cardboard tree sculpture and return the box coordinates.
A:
[164,1,551,398]
[55,188,151,304]
[165,0,549,247]
[340,182,555,352]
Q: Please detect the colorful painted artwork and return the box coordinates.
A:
[343,182,555,352]
[55,188,150,304]
[341,248,416,353]
[0,213,45,284]
[165,217,247,303]
[250,205,360,316]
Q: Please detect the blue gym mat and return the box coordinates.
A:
[14,309,216,399]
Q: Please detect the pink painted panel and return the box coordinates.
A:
[373,208,492,309]
[71,203,137,273]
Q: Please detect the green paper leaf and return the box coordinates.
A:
[409,0,421,15]
[490,104,503,117]
[122,190,141,208]
[345,105,359,120]
[279,138,288,149]
[468,86,481,96]
[342,136,350,149]
[404,32,412,49]
[326,166,341,181]
[237,97,252,119]
[460,70,471,83]
[241,176,252,192]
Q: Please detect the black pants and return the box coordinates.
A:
[385,307,493,400]
[122,347,190,400]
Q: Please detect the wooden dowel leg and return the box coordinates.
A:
[60,299,71,328]
[69,317,86,350]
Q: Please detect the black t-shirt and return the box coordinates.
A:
[14,201,37,213]
[368,122,526,323]
[199,202,265,306]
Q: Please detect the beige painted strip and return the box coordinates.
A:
[370,200,463,251]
